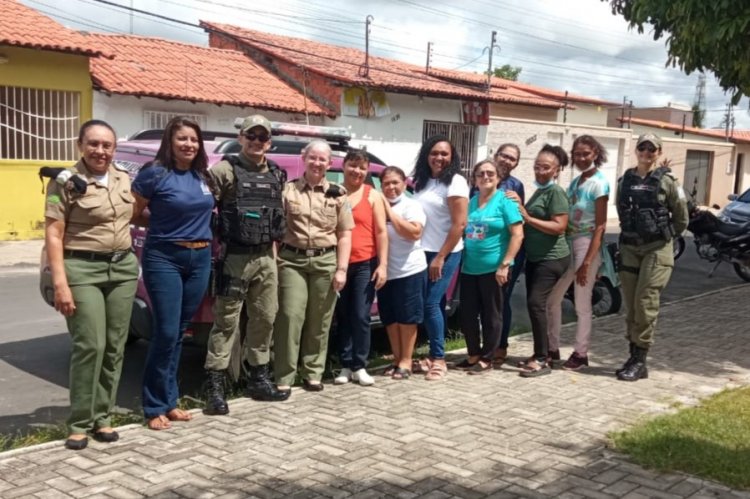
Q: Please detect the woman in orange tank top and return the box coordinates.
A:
[333,150,388,387]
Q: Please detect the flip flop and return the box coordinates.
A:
[382,364,397,377]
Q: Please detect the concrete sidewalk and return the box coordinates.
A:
[0,239,43,271]
[1,285,749,498]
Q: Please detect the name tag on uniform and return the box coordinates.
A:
[200,181,211,195]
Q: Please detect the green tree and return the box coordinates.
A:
[604,1,750,103]
[492,64,522,81]
[691,103,705,128]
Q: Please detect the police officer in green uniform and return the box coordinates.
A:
[274,140,354,395]
[44,120,138,450]
[615,133,688,381]
[203,114,289,414]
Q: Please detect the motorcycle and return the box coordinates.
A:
[565,242,622,317]
[687,203,750,282]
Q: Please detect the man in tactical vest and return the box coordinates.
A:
[615,133,688,382]
[203,114,289,414]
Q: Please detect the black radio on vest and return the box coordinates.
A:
[218,156,286,246]
[617,166,673,245]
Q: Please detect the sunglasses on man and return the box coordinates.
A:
[244,132,271,143]
[637,144,657,153]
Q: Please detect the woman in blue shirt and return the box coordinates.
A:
[132,117,216,431]
[458,159,524,373]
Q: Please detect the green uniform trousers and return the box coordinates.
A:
[63,253,138,434]
[618,240,674,349]
[273,248,337,386]
[205,248,278,370]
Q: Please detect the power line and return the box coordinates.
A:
[393,0,671,70]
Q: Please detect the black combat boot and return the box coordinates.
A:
[245,363,290,402]
[615,342,636,377]
[617,346,649,381]
[204,370,229,415]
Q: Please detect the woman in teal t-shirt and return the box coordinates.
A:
[506,145,570,377]
[458,159,524,373]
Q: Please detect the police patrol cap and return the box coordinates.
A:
[240,115,272,134]
[636,133,662,149]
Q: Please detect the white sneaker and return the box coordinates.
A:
[334,368,352,385]
[352,368,374,386]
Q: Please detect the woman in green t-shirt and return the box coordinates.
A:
[506,145,571,377]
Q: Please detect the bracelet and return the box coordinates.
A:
[336,267,348,272]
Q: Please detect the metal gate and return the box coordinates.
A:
[422,120,476,176]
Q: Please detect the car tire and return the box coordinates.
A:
[127,297,151,345]
[591,278,622,317]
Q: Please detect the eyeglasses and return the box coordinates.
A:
[475,170,497,178]
[637,144,657,153]
[244,132,270,143]
[496,152,518,163]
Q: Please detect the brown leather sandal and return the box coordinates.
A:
[166,408,193,422]
[147,415,172,431]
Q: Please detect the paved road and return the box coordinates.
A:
[0,234,745,433]
[1,285,748,498]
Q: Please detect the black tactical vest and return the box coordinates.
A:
[218,156,286,247]
[617,166,674,244]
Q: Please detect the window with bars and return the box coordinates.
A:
[143,110,207,130]
[422,120,476,177]
[0,86,81,161]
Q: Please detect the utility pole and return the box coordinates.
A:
[425,42,433,73]
[627,100,633,129]
[359,15,374,78]
[563,91,569,124]
[724,103,732,141]
[620,96,627,128]
[692,73,706,127]
[485,30,497,92]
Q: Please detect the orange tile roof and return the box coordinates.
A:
[622,117,750,145]
[0,0,110,57]
[412,66,618,107]
[88,34,329,116]
[200,22,564,109]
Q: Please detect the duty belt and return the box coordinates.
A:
[280,243,336,257]
[64,249,132,263]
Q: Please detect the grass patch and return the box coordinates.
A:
[610,386,750,490]
[0,411,143,452]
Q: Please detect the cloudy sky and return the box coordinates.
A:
[23,0,750,128]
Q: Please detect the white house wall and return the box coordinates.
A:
[488,116,634,220]
[330,93,487,173]
[557,103,610,127]
[94,92,322,140]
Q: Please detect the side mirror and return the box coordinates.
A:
[727,194,738,201]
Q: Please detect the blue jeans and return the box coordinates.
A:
[335,258,376,370]
[500,249,526,349]
[142,241,210,419]
[424,251,461,359]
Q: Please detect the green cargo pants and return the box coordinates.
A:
[63,253,138,435]
[618,241,674,349]
[204,248,278,370]
[273,248,337,386]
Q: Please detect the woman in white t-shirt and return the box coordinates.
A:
[411,135,469,381]
[377,166,427,380]
[547,135,610,371]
